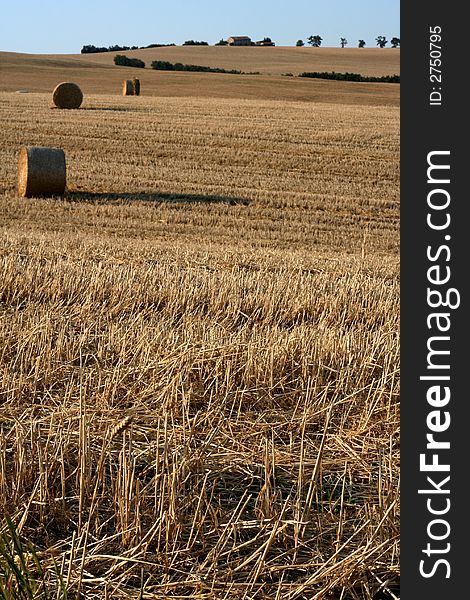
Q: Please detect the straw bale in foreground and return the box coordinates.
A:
[52,82,83,109]
[17,146,66,198]
[132,78,141,96]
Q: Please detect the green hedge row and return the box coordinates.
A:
[298,71,400,83]
[112,56,399,83]
[114,55,146,68]
[150,60,242,74]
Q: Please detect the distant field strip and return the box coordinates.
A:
[0,49,400,105]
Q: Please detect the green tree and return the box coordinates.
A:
[340,37,347,48]
[215,38,228,45]
[307,35,322,47]
[390,37,400,48]
[296,39,304,47]
[358,39,366,48]
[376,35,388,48]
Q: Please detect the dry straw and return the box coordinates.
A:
[17,146,66,198]
[123,80,134,96]
[132,78,141,96]
[52,82,83,109]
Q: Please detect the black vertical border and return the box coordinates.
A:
[401,3,466,598]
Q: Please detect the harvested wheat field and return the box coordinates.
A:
[0,50,399,599]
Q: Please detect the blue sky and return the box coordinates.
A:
[1,0,400,54]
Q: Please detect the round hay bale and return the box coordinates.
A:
[123,80,134,96]
[132,78,141,96]
[18,146,66,198]
[52,82,83,109]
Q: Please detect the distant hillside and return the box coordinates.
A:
[76,46,400,77]
[0,49,399,106]
[1,47,400,78]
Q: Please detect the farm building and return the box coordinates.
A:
[255,38,275,46]
[227,36,252,46]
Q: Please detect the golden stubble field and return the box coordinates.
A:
[0,51,399,599]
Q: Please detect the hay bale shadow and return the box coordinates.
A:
[64,191,250,206]
[80,106,136,112]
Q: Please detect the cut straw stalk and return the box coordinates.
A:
[52,82,83,109]
[17,146,66,198]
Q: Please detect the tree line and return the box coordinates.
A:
[82,36,400,55]
[82,41,214,54]
[296,36,400,48]
[82,43,176,54]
